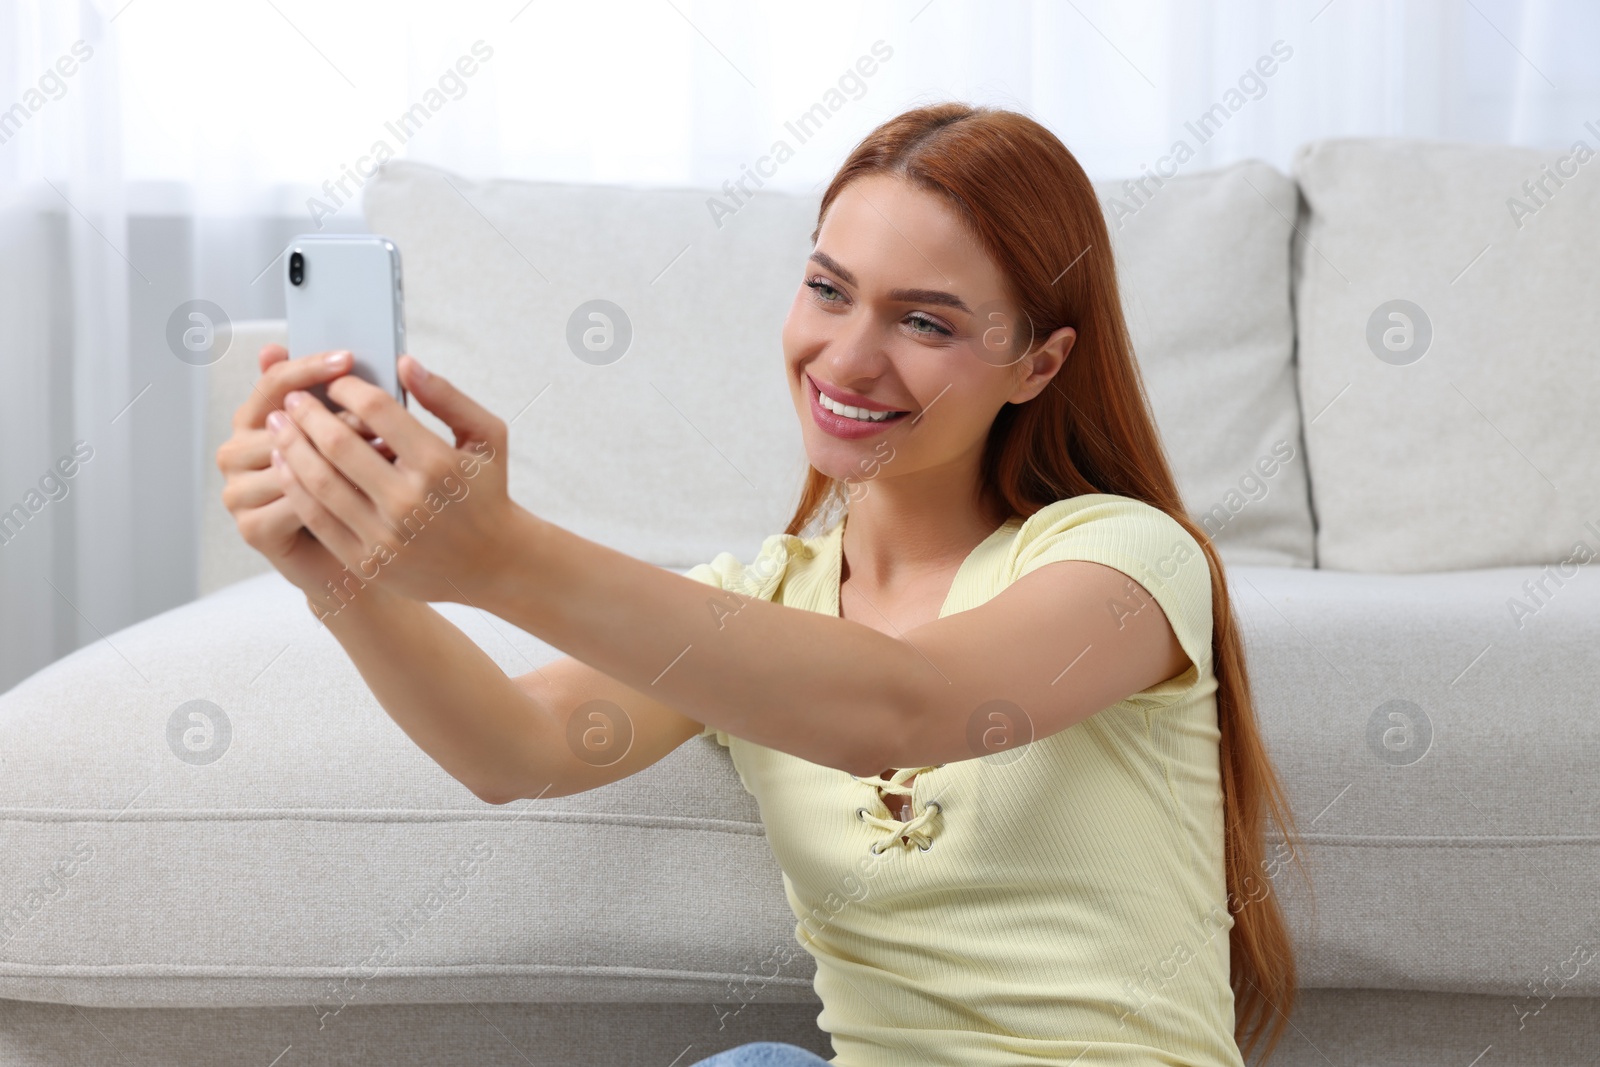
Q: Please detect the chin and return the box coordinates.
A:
[799,435,856,481]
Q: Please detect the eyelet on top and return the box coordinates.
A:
[868,842,885,855]
[916,801,943,850]
[856,806,868,821]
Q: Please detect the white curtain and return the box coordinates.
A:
[1,1,135,690]
[2,0,1596,690]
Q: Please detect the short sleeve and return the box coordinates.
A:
[1009,494,1214,710]
[680,533,806,747]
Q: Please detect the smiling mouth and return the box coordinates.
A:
[807,375,911,424]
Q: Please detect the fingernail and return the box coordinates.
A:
[267,410,287,431]
[408,356,429,383]
[284,391,304,410]
[270,448,284,468]
[326,350,350,369]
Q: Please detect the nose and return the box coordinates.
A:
[815,304,890,388]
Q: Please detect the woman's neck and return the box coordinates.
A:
[839,478,1008,591]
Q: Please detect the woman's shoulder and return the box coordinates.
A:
[1004,492,1214,640]
[1014,491,1189,532]
[1009,493,1206,572]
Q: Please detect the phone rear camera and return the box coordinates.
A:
[288,251,304,286]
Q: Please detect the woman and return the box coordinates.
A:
[219,103,1305,1067]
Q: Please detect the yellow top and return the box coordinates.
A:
[684,494,1242,1067]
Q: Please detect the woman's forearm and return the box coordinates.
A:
[307,584,569,801]
[475,507,930,774]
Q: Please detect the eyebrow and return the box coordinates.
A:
[808,251,972,314]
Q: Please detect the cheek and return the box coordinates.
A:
[781,292,822,361]
[905,345,996,417]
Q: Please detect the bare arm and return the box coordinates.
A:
[476,511,1191,775]
[222,346,703,805]
[310,583,705,803]
[267,362,1193,783]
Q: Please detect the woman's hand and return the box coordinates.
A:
[266,353,519,608]
[219,345,392,598]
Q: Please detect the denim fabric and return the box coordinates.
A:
[689,1040,833,1066]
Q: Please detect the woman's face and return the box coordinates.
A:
[782,173,1070,501]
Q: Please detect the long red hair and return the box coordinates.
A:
[786,103,1310,1065]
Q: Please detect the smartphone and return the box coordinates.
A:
[283,234,406,413]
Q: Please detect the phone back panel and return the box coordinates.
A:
[284,235,406,408]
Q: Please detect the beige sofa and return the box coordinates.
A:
[2,138,1598,1065]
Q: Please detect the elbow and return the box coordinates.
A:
[478,771,572,805]
[471,774,525,806]
[473,784,513,806]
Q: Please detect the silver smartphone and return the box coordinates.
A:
[283,234,406,412]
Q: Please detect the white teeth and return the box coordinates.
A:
[818,389,897,422]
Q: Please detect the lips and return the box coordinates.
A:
[809,374,907,415]
[806,374,910,440]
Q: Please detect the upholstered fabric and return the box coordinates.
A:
[1096,160,1314,568]
[355,160,1314,576]
[1292,137,1600,572]
[361,164,817,573]
[4,561,1597,1012]
[0,571,809,1010]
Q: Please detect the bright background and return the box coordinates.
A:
[2,0,1597,690]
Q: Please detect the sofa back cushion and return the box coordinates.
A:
[363,163,813,569]
[1292,137,1600,572]
[1096,161,1313,567]
[361,160,1313,569]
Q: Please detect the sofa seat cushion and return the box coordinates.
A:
[5,557,1595,1009]
[0,573,812,1010]
[1235,560,1600,993]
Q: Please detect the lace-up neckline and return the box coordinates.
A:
[851,767,943,852]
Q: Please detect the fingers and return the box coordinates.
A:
[398,355,506,449]
[220,419,389,482]
[321,371,441,468]
[270,445,368,564]
[236,496,305,560]
[325,356,505,470]
[217,427,277,475]
[258,343,288,374]
[235,348,352,431]
[334,410,395,460]
[222,467,284,512]
[274,391,402,515]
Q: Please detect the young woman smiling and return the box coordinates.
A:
[218,104,1305,1067]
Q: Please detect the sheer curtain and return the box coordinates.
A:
[2,0,1595,691]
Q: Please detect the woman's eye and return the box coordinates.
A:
[905,313,952,337]
[806,279,844,302]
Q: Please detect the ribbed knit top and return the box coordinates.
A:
[685,494,1241,1067]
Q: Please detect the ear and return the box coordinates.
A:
[1008,325,1076,404]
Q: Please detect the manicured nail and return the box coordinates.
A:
[326,350,350,368]
[270,448,284,468]
[267,411,287,431]
[407,355,429,383]
[284,391,304,410]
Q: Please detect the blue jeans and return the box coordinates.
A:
[689,1041,832,1066]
